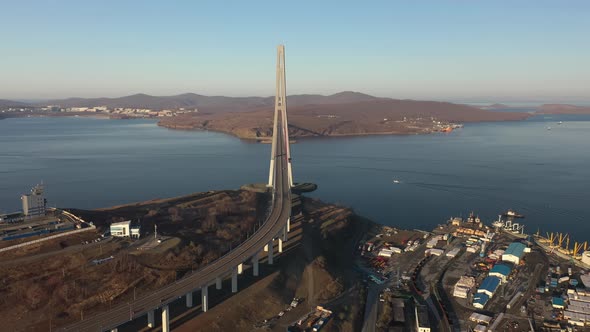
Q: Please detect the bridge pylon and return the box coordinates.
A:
[268,45,294,188]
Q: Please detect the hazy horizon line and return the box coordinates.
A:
[3,91,590,107]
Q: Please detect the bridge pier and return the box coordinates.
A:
[186,291,193,308]
[278,237,283,253]
[147,310,155,328]
[287,217,290,232]
[252,253,259,276]
[232,267,238,293]
[202,285,209,312]
[216,276,222,290]
[268,240,274,264]
[237,263,243,275]
[162,305,170,332]
[283,225,288,241]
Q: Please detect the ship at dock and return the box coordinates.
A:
[533,231,590,269]
[491,214,526,237]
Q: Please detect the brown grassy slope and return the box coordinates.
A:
[0,190,267,332]
[158,99,530,139]
[175,197,370,332]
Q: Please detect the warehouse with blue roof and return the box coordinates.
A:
[489,264,512,283]
[477,276,501,297]
[502,242,527,264]
[473,293,490,309]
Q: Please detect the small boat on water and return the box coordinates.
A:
[558,121,563,125]
[393,179,401,184]
[503,209,525,218]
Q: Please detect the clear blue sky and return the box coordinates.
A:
[1,1,589,103]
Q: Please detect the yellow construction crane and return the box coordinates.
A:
[573,242,584,257]
[546,232,556,247]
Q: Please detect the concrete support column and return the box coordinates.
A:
[237,263,243,275]
[278,237,283,253]
[264,243,269,252]
[202,285,209,312]
[186,291,193,308]
[162,305,170,332]
[268,240,274,265]
[252,253,259,277]
[216,276,222,290]
[147,310,155,328]
[287,217,290,232]
[232,267,238,293]
[283,225,288,241]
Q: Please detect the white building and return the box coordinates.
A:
[21,184,46,218]
[453,276,475,299]
[425,248,444,256]
[501,242,526,265]
[130,225,141,239]
[110,220,131,237]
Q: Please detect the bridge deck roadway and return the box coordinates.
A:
[60,112,292,332]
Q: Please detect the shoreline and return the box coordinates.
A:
[3,111,589,143]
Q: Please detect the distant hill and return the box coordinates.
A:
[483,103,510,109]
[538,104,590,114]
[0,99,30,108]
[45,91,382,112]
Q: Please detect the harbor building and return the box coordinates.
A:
[130,224,141,239]
[21,184,47,218]
[110,220,141,238]
[501,242,526,264]
[110,220,131,237]
[477,276,501,297]
[489,264,512,283]
[473,293,490,309]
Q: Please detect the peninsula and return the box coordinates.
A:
[0,91,531,139]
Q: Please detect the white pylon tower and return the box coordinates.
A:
[268,45,294,188]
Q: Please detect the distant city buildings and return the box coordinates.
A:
[0,104,197,118]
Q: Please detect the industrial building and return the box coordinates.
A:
[469,312,492,325]
[477,276,501,297]
[473,293,490,309]
[21,184,46,218]
[110,220,141,238]
[453,276,475,299]
[552,297,565,309]
[414,305,431,332]
[488,264,512,283]
[501,242,526,264]
[425,248,444,256]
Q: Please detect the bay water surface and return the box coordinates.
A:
[1,115,589,240]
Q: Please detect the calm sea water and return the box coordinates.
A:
[1,115,589,240]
